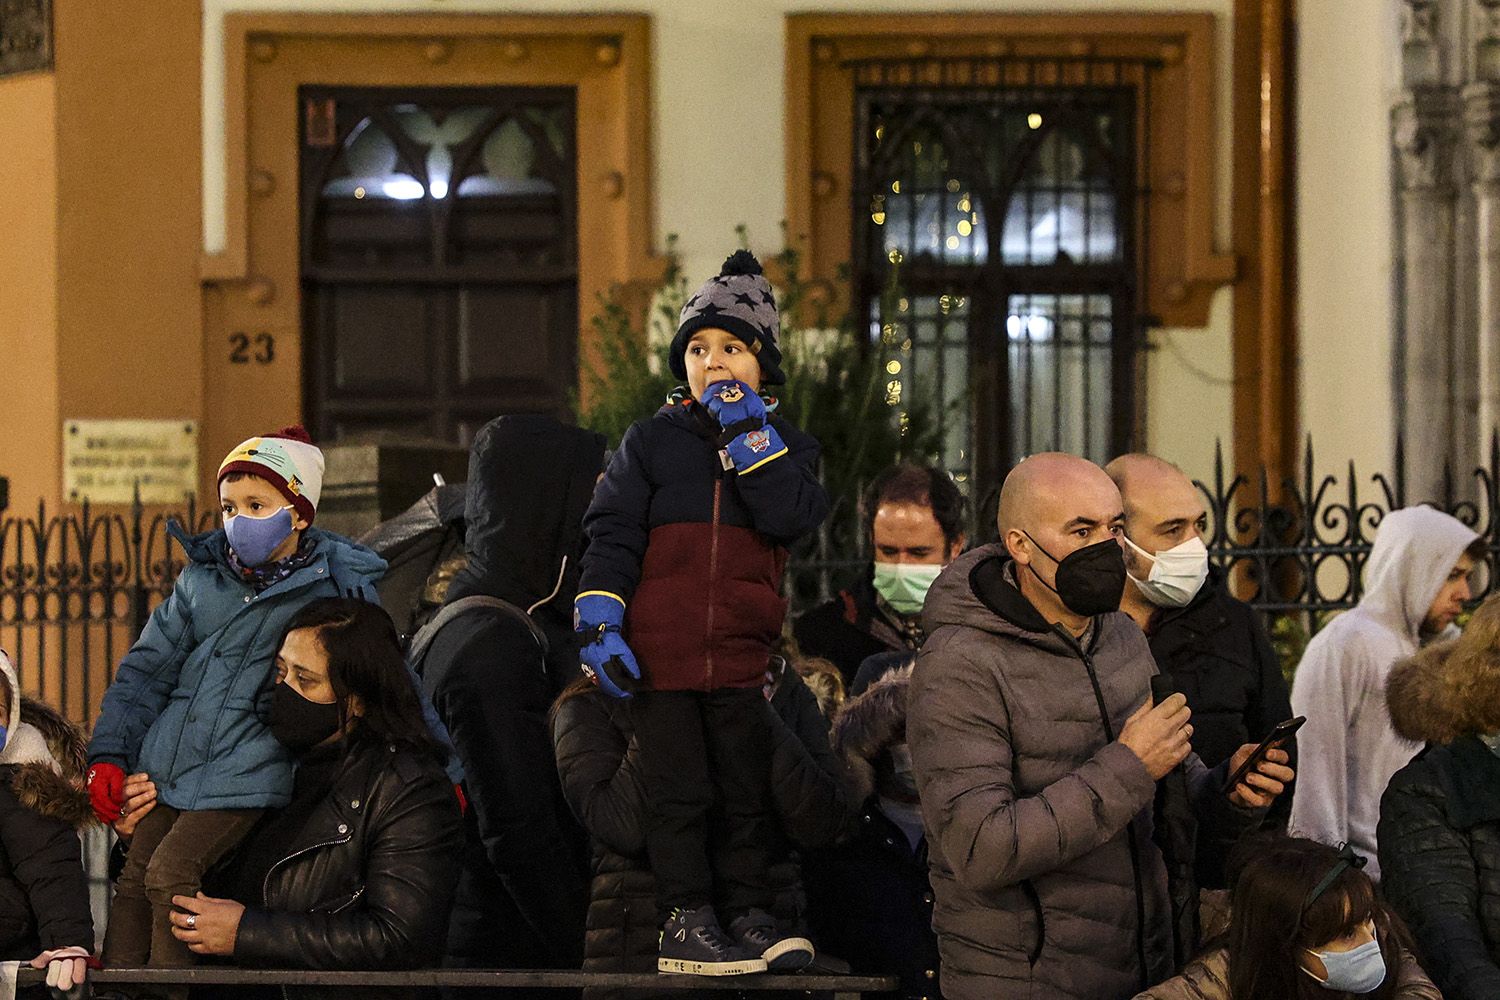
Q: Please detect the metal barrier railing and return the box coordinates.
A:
[13,967,898,998]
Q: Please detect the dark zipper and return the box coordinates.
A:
[705,478,722,689]
[262,832,354,912]
[1054,622,1151,993]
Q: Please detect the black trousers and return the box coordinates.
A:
[631,687,777,919]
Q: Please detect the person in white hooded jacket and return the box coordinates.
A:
[1289,505,1484,879]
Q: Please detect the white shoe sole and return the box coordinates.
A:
[763,936,816,971]
[658,956,768,976]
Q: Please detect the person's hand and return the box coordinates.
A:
[29,946,91,998]
[1119,693,1193,780]
[699,379,767,432]
[575,593,641,699]
[112,772,157,841]
[86,762,126,824]
[1226,745,1295,809]
[169,892,245,956]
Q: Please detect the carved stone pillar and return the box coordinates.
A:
[1467,83,1500,466]
[1394,88,1460,500]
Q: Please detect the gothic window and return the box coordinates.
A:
[851,60,1147,489]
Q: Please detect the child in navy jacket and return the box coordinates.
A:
[576,251,830,975]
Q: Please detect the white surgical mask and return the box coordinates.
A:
[1304,925,1387,994]
[873,562,944,615]
[1122,532,1209,609]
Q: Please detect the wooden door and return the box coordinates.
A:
[299,86,578,444]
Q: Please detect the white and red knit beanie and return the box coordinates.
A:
[217,425,325,525]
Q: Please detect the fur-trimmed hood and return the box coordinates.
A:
[832,664,912,802]
[0,650,92,827]
[1387,594,1500,745]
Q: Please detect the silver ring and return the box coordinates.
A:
[185,914,197,930]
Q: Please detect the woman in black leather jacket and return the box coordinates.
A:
[167,597,464,997]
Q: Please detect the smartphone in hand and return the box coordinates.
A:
[1224,716,1305,794]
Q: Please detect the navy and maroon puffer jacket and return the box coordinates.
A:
[579,399,828,692]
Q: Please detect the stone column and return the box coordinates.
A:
[1393,88,1461,501]
[1467,82,1500,468]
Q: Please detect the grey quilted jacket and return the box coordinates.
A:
[909,545,1249,1000]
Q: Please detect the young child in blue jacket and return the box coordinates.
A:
[576,251,830,976]
[86,427,452,975]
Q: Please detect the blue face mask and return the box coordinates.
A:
[225,506,296,567]
[0,724,8,750]
[1305,930,1387,994]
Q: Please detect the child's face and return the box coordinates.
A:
[685,327,762,400]
[220,474,310,563]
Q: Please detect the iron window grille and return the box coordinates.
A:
[850,57,1158,491]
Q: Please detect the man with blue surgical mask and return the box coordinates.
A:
[795,464,966,688]
[1107,453,1296,886]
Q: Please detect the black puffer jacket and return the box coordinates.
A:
[804,668,940,1000]
[795,576,920,686]
[0,692,94,961]
[418,415,602,970]
[1380,619,1500,1000]
[232,736,465,1000]
[1145,568,1296,886]
[552,671,856,1000]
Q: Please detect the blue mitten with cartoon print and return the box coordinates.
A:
[575,593,640,699]
[700,380,787,473]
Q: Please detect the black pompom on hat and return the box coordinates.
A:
[670,250,785,385]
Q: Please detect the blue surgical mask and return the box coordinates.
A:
[1305,929,1386,994]
[225,506,296,567]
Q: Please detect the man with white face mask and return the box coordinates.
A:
[794,464,966,687]
[1107,454,1295,886]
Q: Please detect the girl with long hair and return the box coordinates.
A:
[1135,836,1440,999]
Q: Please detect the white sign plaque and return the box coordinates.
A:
[64,419,198,505]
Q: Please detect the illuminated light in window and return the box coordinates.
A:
[898,297,910,312]
[872,211,887,225]
[1028,112,1044,130]
[382,178,426,200]
[946,235,961,250]
[885,379,904,405]
[957,196,971,212]
[947,179,961,193]
[888,248,905,264]
[891,180,902,194]
[875,124,885,140]
[886,360,902,375]
[900,338,913,352]
[1006,314,1053,340]
[429,178,449,199]
[957,220,973,237]
[353,186,366,199]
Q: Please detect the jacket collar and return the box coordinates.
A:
[1442,737,1500,829]
[969,555,1059,634]
[264,739,392,890]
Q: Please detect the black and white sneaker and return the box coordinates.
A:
[728,909,816,971]
[658,906,768,976]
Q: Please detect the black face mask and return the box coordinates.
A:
[1022,532,1127,618]
[269,682,342,755]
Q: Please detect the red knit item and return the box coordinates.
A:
[264,424,314,445]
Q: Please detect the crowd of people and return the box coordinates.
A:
[1,251,1498,1000]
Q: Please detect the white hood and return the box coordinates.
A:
[0,649,60,771]
[1360,505,1479,640]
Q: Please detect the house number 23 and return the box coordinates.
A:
[229,332,276,365]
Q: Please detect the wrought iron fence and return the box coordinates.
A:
[784,436,1500,628]
[0,491,216,723]
[6,436,1500,724]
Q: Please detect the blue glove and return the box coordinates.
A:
[701,379,767,432]
[575,592,641,699]
[700,380,787,474]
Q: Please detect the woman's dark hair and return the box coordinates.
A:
[279,597,444,761]
[1224,835,1409,1000]
[863,463,967,549]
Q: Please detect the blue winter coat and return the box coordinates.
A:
[89,523,393,812]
